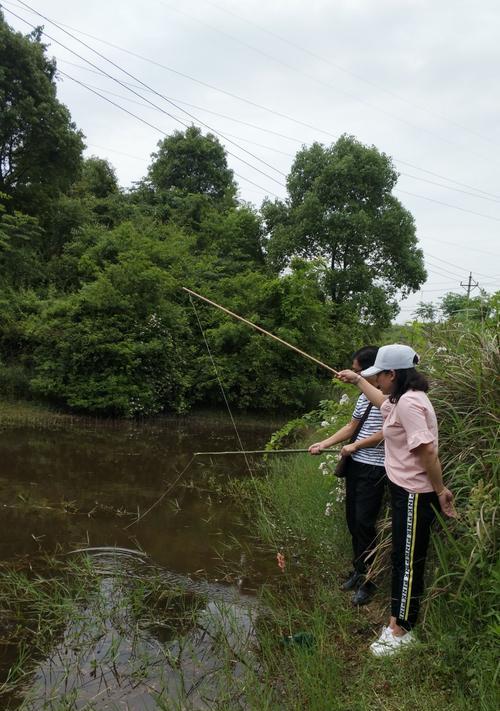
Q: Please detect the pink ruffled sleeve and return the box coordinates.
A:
[397,394,436,451]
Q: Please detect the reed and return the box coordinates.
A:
[234,319,499,710]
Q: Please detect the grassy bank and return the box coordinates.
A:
[0,399,88,430]
[235,321,499,710]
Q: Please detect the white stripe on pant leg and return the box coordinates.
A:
[399,493,415,620]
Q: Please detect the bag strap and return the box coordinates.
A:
[348,403,373,444]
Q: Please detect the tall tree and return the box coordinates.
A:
[0,13,84,213]
[262,135,426,328]
[147,126,236,204]
[76,157,119,199]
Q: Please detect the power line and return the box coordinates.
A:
[400,173,500,205]
[159,0,496,163]
[60,77,298,159]
[4,1,340,143]
[420,236,499,258]
[424,259,467,280]
[58,71,500,206]
[58,59,307,146]
[396,189,500,223]
[395,158,500,201]
[10,2,289,188]
[424,251,500,279]
[26,4,498,225]
[59,71,281,199]
[6,4,288,193]
[201,0,498,149]
[60,74,500,206]
[6,0,499,202]
[6,3,500,232]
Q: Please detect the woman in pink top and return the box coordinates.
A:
[338,344,455,657]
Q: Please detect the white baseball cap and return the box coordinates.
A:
[361,344,419,377]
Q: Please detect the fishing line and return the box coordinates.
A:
[189,294,253,476]
[124,454,196,529]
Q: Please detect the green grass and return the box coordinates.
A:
[231,320,499,710]
[0,399,81,430]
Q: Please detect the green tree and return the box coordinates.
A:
[30,221,193,416]
[414,300,438,322]
[0,13,84,213]
[0,193,43,286]
[185,259,339,410]
[147,126,236,204]
[262,135,426,330]
[440,290,494,321]
[76,157,118,199]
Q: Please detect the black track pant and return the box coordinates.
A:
[390,481,438,630]
[345,459,386,576]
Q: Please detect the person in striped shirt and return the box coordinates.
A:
[309,346,386,606]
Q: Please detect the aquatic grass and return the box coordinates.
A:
[0,553,270,709]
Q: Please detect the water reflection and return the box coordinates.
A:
[18,550,260,709]
[0,412,281,571]
[0,412,282,708]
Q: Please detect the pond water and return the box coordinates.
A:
[0,412,286,709]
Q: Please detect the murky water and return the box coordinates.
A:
[0,412,284,709]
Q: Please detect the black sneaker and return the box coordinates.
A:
[341,571,363,591]
[351,581,375,606]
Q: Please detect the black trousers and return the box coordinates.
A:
[390,481,438,630]
[345,459,387,576]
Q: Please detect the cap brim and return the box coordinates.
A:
[361,366,382,377]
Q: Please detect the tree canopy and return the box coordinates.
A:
[0,15,433,415]
[147,126,236,204]
[0,12,84,213]
[262,135,426,330]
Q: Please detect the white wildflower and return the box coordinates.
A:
[340,393,350,405]
[333,478,346,503]
[324,502,334,517]
[321,420,330,428]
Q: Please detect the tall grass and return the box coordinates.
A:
[419,324,499,708]
[236,320,499,710]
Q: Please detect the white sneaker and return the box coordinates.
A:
[370,626,416,657]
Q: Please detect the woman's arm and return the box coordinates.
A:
[415,442,456,518]
[337,370,387,409]
[309,419,358,455]
[340,430,383,457]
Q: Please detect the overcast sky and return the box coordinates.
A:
[4,0,500,320]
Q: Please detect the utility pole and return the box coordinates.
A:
[460,272,479,299]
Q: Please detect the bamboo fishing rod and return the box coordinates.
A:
[194,448,316,456]
[182,286,339,376]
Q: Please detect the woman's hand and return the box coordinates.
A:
[337,369,361,384]
[438,488,456,518]
[340,443,357,457]
[308,443,324,455]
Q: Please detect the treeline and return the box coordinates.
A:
[0,14,428,416]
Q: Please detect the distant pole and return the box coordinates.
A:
[460,272,479,299]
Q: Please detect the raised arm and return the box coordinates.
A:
[337,370,387,409]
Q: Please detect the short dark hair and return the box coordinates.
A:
[352,345,379,370]
[387,355,429,403]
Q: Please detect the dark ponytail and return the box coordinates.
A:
[387,354,429,403]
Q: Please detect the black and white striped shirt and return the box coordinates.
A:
[351,393,385,467]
